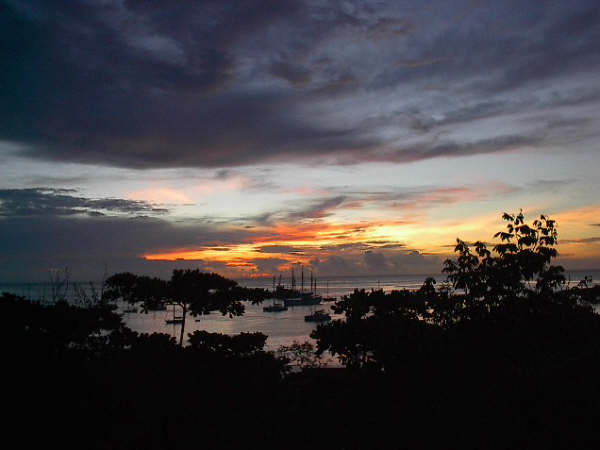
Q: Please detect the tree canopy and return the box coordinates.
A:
[104,269,269,345]
[312,211,600,370]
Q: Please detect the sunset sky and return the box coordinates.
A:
[1,0,600,281]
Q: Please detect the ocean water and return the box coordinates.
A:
[0,275,432,354]
[2,271,599,357]
[238,274,440,298]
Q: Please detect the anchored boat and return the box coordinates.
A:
[304,309,331,322]
[263,299,288,312]
[165,303,183,325]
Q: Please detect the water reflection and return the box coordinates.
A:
[122,300,342,350]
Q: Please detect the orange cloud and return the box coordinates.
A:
[143,205,600,277]
[143,219,417,272]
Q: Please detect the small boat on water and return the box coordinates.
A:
[272,267,323,306]
[321,281,336,302]
[165,303,183,325]
[284,294,322,307]
[123,306,138,313]
[271,285,322,306]
[263,299,288,312]
[304,309,331,322]
[165,317,183,324]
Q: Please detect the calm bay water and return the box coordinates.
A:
[2,272,599,355]
[0,274,440,354]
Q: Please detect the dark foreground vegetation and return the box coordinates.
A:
[3,212,600,449]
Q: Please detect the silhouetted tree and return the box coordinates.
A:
[105,269,269,345]
[187,330,268,358]
[440,211,563,316]
[0,291,123,354]
[313,211,600,373]
[277,340,325,369]
[5,211,600,449]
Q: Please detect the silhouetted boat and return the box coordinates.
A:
[304,309,331,322]
[263,299,288,312]
[123,307,138,313]
[272,285,300,299]
[272,267,324,306]
[321,280,336,302]
[271,285,322,306]
[284,294,322,307]
[284,293,322,306]
[165,303,183,325]
[165,318,183,324]
[165,312,183,324]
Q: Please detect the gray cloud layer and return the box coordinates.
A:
[2,0,599,168]
[0,188,169,217]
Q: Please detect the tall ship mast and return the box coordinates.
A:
[271,266,322,307]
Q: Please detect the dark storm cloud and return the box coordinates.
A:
[2,0,599,168]
[0,188,168,216]
[526,179,574,191]
[286,196,347,220]
[311,250,442,277]
[0,212,259,280]
[238,195,348,226]
[268,60,312,86]
[379,135,541,165]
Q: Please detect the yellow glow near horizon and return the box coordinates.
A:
[143,205,600,276]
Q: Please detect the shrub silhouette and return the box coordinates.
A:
[104,269,269,345]
[4,211,600,449]
[313,211,600,371]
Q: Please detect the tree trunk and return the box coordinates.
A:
[179,304,187,346]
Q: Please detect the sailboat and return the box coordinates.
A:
[304,273,330,322]
[165,302,183,324]
[272,266,322,306]
[322,280,337,302]
[263,298,288,312]
[304,307,331,322]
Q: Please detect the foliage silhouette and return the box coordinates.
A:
[277,340,325,369]
[104,269,269,345]
[313,212,600,371]
[187,330,268,358]
[4,211,600,449]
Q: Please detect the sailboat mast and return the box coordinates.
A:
[301,265,304,292]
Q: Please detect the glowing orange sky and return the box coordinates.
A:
[144,221,403,274]
[144,205,600,277]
